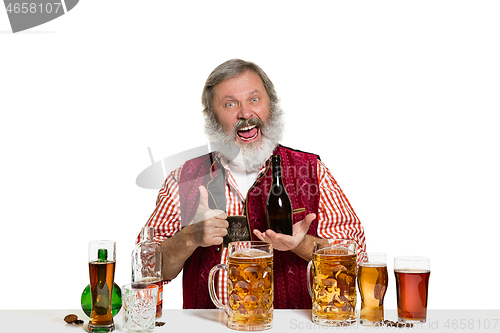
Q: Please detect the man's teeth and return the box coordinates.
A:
[238,125,257,131]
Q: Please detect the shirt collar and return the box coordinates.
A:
[214,151,268,176]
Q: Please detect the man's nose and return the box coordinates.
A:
[237,103,254,120]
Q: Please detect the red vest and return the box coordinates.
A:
[179,145,320,309]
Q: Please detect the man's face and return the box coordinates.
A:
[212,70,271,147]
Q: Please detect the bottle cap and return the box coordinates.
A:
[98,248,108,261]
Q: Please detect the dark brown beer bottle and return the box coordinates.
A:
[265,155,293,235]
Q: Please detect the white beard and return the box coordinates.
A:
[204,104,285,173]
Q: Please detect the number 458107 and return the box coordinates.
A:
[6,2,62,14]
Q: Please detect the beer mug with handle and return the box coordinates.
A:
[208,241,273,331]
[307,239,357,326]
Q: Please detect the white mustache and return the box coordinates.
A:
[233,118,263,134]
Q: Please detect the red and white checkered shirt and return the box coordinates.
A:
[141,152,366,306]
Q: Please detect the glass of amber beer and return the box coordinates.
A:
[208,241,273,331]
[358,252,388,325]
[88,240,116,333]
[394,256,430,323]
[306,239,357,326]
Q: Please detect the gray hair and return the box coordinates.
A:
[201,59,279,115]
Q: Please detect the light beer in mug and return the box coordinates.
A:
[228,248,274,328]
[209,241,274,331]
[307,239,357,326]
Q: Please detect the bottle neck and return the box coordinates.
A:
[142,227,154,242]
[97,248,108,262]
[271,156,284,185]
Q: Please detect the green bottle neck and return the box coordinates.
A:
[97,248,108,262]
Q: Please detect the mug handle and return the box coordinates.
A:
[208,264,229,313]
[306,260,313,298]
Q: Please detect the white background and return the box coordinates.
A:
[1,1,499,311]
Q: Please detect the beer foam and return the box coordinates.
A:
[230,248,272,259]
[394,269,430,274]
[359,262,387,267]
[317,247,356,256]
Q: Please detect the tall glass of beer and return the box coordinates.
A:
[88,240,116,333]
[208,241,273,331]
[394,256,430,323]
[358,252,388,325]
[306,239,357,326]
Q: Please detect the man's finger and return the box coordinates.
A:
[213,216,229,229]
[192,210,228,224]
[253,229,266,242]
[264,229,278,238]
[198,186,210,209]
[210,236,224,246]
[205,209,227,222]
[213,210,228,220]
[302,213,316,231]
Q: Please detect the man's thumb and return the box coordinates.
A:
[304,213,316,229]
[198,186,209,209]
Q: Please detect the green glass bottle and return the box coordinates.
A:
[81,283,122,317]
[82,248,122,317]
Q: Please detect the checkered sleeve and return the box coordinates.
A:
[137,166,183,244]
[316,160,367,261]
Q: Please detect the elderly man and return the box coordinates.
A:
[141,59,366,309]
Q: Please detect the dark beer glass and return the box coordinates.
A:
[394,256,430,323]
[88,240,116,333]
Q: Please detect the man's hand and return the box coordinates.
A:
[160,186,228,281]
[188,186,228,248]
[252,213,316,252]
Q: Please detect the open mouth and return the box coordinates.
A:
[237,125,260,141]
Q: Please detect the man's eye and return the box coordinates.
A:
[251,98,259,102]
[225,102,235,107]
